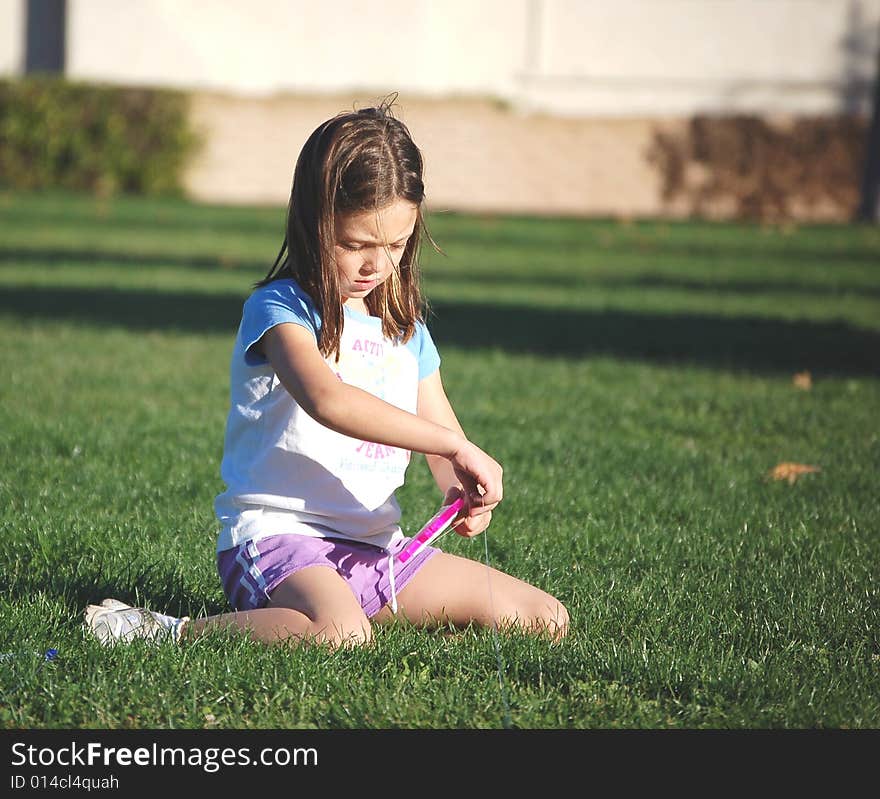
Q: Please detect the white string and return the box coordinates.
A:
[387,548,398,614]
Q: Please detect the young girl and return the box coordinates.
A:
[85,98,569,648]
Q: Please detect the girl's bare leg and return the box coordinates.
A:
[374,551,569,640]
[183,565,372,648]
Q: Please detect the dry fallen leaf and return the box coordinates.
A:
[792,371,812,391]
[768,462,821,484]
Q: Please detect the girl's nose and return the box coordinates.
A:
[363,246,390,273]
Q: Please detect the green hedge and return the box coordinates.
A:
[0,77,200,196]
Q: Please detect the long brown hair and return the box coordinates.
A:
[256,95,432,359]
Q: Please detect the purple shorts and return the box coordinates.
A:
[216,534,439,618]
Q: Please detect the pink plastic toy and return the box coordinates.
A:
[397,496,465,564]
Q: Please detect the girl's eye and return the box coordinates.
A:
[338,243,405,253]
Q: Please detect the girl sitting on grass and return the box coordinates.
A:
[84,97,568,648]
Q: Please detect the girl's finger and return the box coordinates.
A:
[467,499,499,516]
[452,510,491,537]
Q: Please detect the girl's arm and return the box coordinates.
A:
[260,322,501,513]
[416,369,466,494]
[416,369,497,537]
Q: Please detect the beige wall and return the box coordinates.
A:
[182,92,863,221]
[183,92,679,216]
[1,1,876,219]
[2,0,878,116]
[0,0,24,75]
[520,0,880,115]
[68,0,528,100]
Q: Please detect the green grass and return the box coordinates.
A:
[0,191,878,729]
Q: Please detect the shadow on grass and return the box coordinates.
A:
[73,575,230,622]
[8,245,879,298]
[0,550,230,622]
[1,283,878,375]
[5,242,879,305]
[426,272,880,298]
[0,284,246,335]
[427,300,880,375]
[0,245,268,273]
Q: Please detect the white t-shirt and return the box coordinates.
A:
[214,278,441,552]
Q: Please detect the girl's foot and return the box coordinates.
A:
[83,599,188,645]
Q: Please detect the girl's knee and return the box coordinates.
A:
[538,598,569,640]
[503,593,569,641]
[311,614,373,648]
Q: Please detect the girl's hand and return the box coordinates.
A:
[445,486,493,538]
[446,440,503,521]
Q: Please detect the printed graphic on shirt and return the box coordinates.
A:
[333,322,417,491]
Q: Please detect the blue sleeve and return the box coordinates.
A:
[239,280,322,366]
[416,322,441,380]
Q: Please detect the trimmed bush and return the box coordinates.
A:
[0,77,200,196]
[647,114,869,222]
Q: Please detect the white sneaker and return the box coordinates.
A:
[98,598,130,611]
[83,598,188,645]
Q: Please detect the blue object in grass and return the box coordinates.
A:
[0,648,58,662]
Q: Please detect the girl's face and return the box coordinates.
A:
[333,198,418,311]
